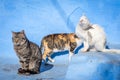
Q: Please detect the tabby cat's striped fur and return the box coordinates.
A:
[12,30,42,75]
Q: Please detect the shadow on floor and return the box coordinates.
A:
[40,63,54,73]
[51,51,68,59]
[45,43,83,61]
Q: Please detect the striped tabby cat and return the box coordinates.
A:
[12,30,42,75]
[40,33,81,63]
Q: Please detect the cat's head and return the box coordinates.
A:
[12,30,27,46]
[79,15,91,30]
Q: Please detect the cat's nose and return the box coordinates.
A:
[80,20,83,23]
[15,39,19,42]
[15,43,20,46]
[15,41,19,46]
[15,40,18,43]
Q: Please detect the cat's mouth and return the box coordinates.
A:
[14,43,20,46]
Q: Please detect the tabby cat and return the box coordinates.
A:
[40,33,81,63]
[12,30,42,75]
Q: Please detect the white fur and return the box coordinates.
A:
[48,57,55,63]
[50,46,76,62]
[69,52,74,62]
[75,15,120,53]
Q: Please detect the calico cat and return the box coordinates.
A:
[75,15,120,53]
[40,33,81,63]
[12,30,42,75]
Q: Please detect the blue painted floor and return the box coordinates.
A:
[0,55,68,80]
[0,44,120,80]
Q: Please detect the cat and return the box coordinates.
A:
[75,15,120,53]
[12,30,42,75]
[40,33,81,63]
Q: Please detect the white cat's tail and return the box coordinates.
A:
[102,49,120,53]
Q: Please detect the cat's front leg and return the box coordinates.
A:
[80,41,89,52]
[18,60,27,74]
[18,60,26,74]
[18,58,30,75]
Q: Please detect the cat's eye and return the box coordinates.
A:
[22,38,25,40]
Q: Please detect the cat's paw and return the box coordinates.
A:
[49,59,55,63]
[18,68,30,76]
[30,70,40,74]
[24,72,30,76]
[18,68,26,74]
[89,48,96,52]
[18,68,25,74]
[80,48,88,52]
[51,59,55,63]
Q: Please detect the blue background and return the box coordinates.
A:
[0,0,120,58]
[0,0,120,80]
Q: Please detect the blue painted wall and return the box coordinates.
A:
[0,0,120,58]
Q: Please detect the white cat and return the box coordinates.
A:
[75,15,120,53]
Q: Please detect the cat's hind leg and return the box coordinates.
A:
[29,58,41,74]
[94,40,105,52]
[48,56,54,63]
[42,50,49,63]
[42,49,54,63]
[69,45,76,62]
[89,45,97,52]
[89,48,97,52]
[68,51,74,62]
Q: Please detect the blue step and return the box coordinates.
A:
[65,52,120,80]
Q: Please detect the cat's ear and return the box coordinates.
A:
[12,31,15,37]
[21,30,25,34]
[80,13,86,20]
[21,30,27,37]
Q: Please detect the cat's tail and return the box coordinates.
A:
[102,49,120,53]
[39,39,44,54]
